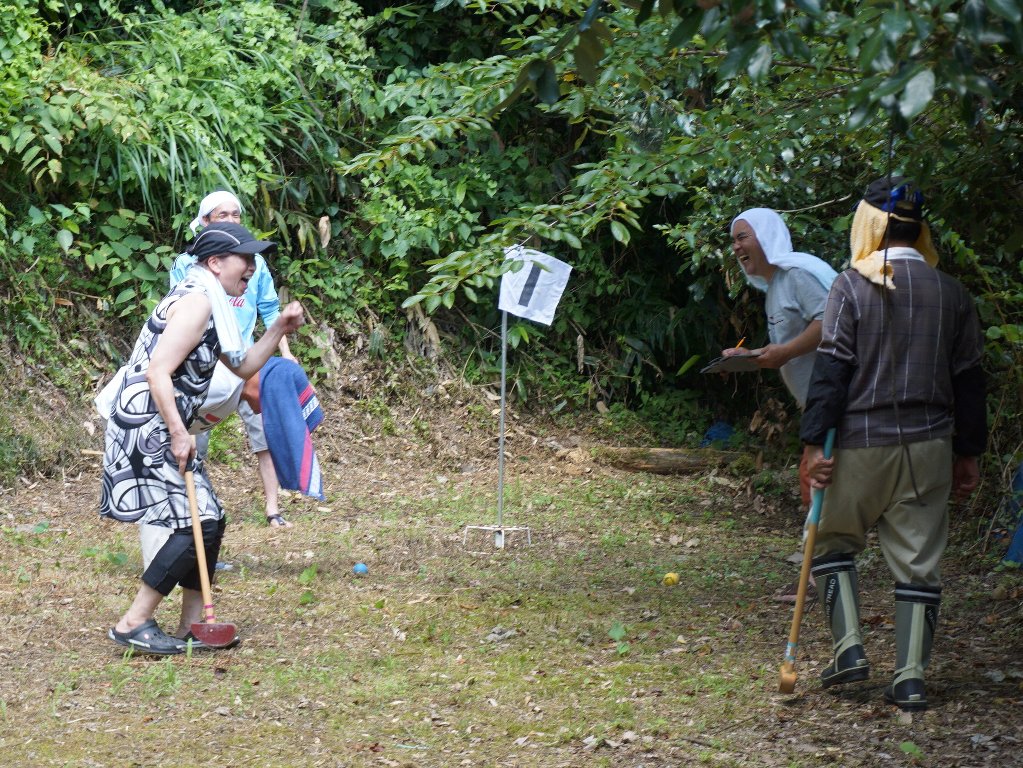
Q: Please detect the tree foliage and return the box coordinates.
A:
[1,0,1021,457]
[365,0,1022,439]
[0,0,372,343]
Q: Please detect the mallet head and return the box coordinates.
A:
[190,620,239,648]
[778,662,797,694]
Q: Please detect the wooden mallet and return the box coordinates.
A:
[185,469,238,648]
[778,428,835,694]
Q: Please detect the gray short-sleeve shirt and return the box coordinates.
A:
[766,267,830,408]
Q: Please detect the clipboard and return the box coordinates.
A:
[700,351,762,374]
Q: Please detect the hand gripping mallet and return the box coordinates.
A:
[185,469,238,648]
[778,427,836,694]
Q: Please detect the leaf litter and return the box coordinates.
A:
[0,384,1021,766]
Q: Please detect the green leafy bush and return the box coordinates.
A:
[1,0,1021,483]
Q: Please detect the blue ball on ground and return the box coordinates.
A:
[353,562,368,575]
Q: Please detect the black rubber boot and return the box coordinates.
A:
[884,583,941,711]
[812,554,870,688]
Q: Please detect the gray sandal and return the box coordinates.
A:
[108,619,186,655]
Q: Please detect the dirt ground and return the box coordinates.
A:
[1,376,1022,767]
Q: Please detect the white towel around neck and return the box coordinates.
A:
[186,264,248,367]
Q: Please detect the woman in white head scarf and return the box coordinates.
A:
[170,190,298,529]
[724,207,837,406]
[721,208,838,603]
[189,190,243,234]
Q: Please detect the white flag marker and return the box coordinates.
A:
[462,244,572,551]
[498,245,572,326]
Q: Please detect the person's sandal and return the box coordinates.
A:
[266,513,293,529]
[108,619,186,655]
[773,577,817,604]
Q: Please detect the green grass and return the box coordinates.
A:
[207,415,247,469]
[0,449,1021,767]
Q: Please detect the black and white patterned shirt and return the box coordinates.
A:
[100,278,224,527]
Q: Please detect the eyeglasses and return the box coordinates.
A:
[209,209,242,222]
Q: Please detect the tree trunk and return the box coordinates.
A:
[592,446,745,475]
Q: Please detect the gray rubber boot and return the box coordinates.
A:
[885,583,941,711]
[812,554,870,688]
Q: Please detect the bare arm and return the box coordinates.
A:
[754,319,823,369]
[277,334,297,362]
[223,301,305,380]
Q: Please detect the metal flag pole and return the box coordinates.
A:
[495,309,508,547]
[462,309,531,552]
[464,243,575,552]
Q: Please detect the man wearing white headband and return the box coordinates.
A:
[170,191,298,529]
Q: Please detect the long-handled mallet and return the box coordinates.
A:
[185,469,238,648]
[778,428,836,694]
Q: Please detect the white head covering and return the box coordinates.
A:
[730,208,837,293]
[189,190,244,234]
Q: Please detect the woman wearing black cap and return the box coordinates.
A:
[101,222,305,655]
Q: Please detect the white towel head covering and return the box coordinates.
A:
[730,208,838,293]
[189,190,244,234]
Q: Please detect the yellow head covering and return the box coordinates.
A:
[849,182,939,289]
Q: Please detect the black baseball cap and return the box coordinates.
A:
[863,176,924,221]
[187,222,277,261]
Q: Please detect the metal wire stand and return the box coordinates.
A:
[462,310,532,551]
